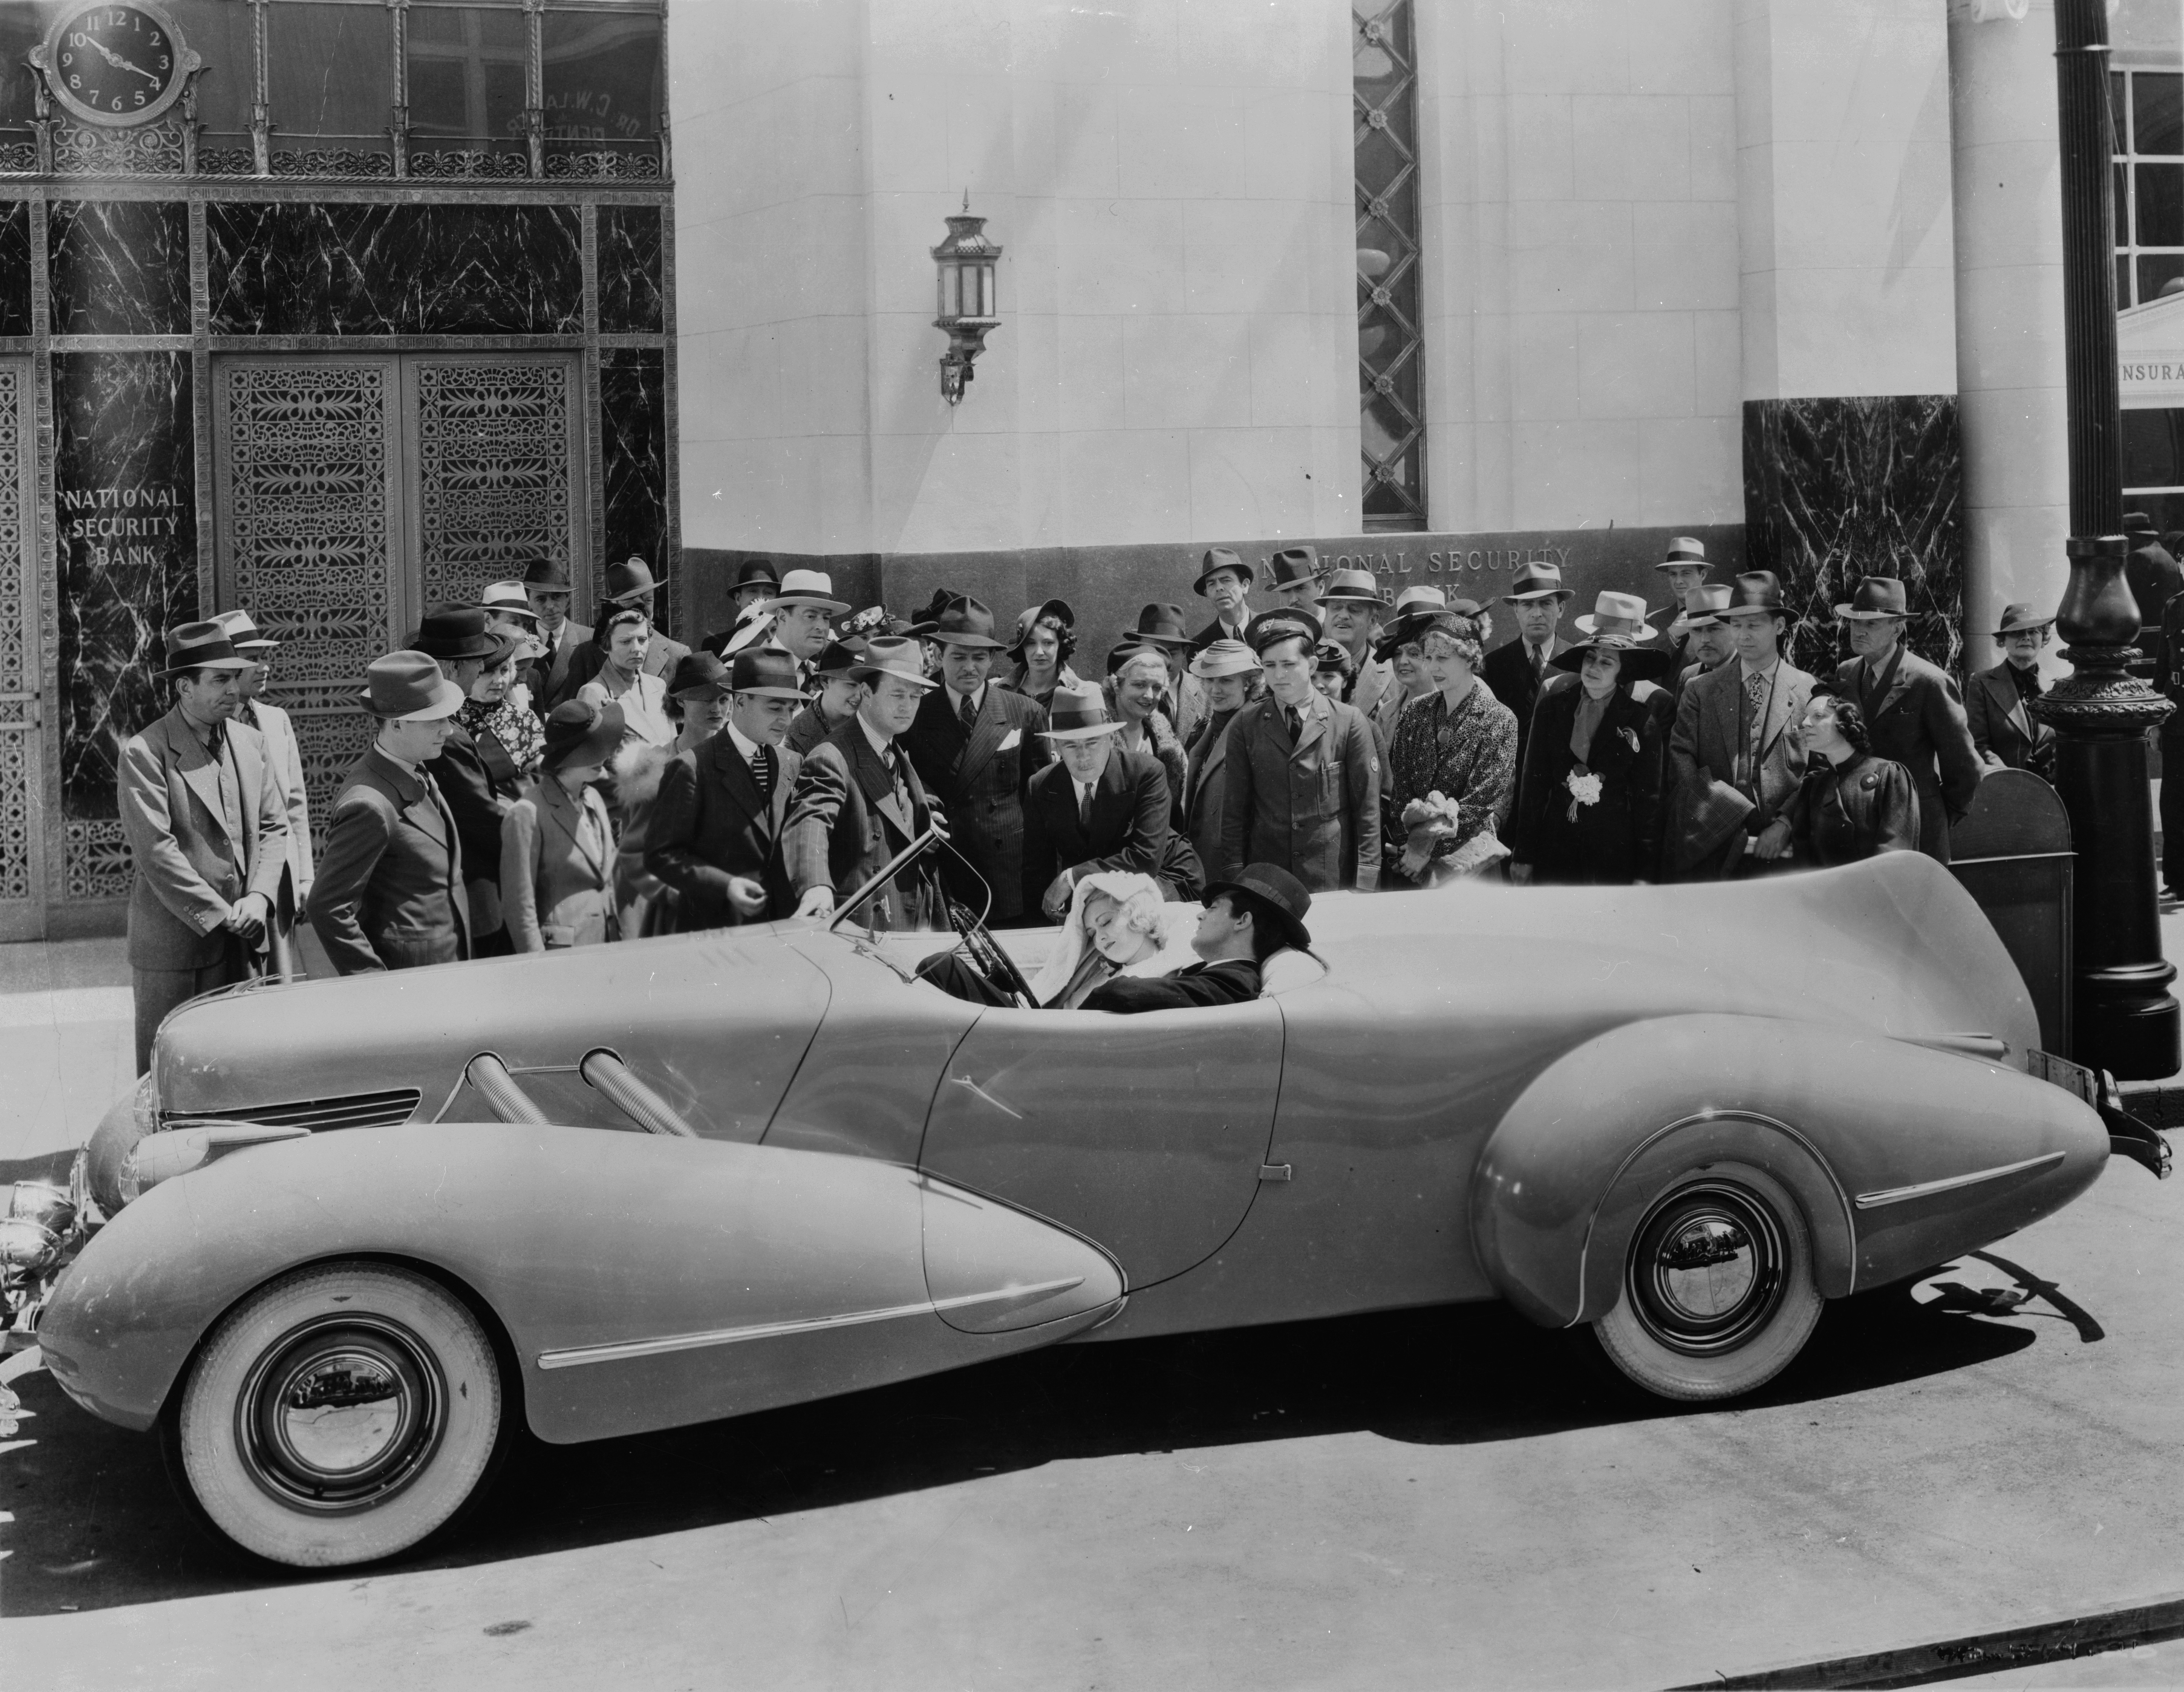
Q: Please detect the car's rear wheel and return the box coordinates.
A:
[173,1262,504,1567]
[1592,1163,1822,1401]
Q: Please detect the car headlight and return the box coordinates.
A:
[131,1071,160,1138]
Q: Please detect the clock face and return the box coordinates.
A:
[41,5,197,128]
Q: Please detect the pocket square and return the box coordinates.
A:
[997,728,1021,751]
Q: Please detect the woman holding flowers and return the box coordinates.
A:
[1380,610,1519,887]
[1509,622,1671,886]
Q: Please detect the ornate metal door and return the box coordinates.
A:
[0,361,41,939]
[410,358,582,609]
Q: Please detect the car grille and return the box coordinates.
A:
[163,1088,423,1133]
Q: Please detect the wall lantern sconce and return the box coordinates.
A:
[933,192,1001,403]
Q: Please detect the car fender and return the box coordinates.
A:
[37,1124,1124,1444]
[1470,1013,2109,1328]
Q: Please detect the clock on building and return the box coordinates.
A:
[31,4,201,128]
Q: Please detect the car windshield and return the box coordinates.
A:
[827,820,947,935]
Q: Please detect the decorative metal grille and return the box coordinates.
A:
[1354,0,1426,532]
[416,361,573,609]
[54,119,186,176]
[0,366,28,904]
[64,820,130,901]
[224,362,401,849]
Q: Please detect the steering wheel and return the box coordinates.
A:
[947,898,1037,1010]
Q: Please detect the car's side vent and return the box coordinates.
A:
[164,1088,423,1133]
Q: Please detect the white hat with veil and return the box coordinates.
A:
[1030,872,1201,1007]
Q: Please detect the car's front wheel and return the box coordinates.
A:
[171,1262,505,1567]
[1592,1163,1822,1401]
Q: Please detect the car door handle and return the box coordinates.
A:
[951,1076,1022,1120]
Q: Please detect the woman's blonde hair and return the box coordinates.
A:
[1081,882,1164,940]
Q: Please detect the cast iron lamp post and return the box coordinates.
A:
[933,193,1001,404]
[2032,0,2180,1078]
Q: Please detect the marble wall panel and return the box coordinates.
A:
[55,353,198,819]
[48,201,191,336]
[0,200,28,336]
[599,204,664,335]
[602,347,668,604]
[1742,395,1963,677]
[206,202,584,335]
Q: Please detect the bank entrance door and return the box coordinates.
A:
[0,362,40,939]
[212,354,585,847]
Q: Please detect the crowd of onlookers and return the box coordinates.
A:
[115,533,2067,1059]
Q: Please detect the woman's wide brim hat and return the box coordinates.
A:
[1990,601,2056,637]
[1204,863,1314,951]
[1550,634,1674,682]
[1041,683,1129,740]
[1834,576,1912,620]
[1190,638,1261,679]
[1194,546,1251,596]
[848,636,939,688]
[1573,590,1658,642]
[763,569,850,615]
[924,593,1009,648]
[356,650,465,719]
[729,648,809,700]
[162,620,255,675]
[543,698,626,770]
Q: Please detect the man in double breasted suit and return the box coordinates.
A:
[307,652,472,973]
[1966,602,2058,779]
[1025,685,1204,913]
[1667,572,1815,879]
[901,595,1049,923]
[1481,561,1574,776]
[120,622,293,1073]
[784,639,948,929]
[1831,576,1984,863]
[1218,612,1381,891]
[647,649,809,927]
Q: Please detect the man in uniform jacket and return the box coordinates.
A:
[1667,572,1815,878]
[1831,575,1983,862]
[548,557,692,707]
[783,638,947,929]
[1481,561,1574,774]
[412,606,523,955]
[120,622,293,1073]
[215,610,313,979]
[900,594,1049,923]
[1218,610,1381,891]
[522,557,592,704]
[307,651,472,974]
[1082,864,1312,1014]
[1966,601,2058,779]
[647,648,809,927]
[1025,685,1204,913]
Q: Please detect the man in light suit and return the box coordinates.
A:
[1319,568,1394,722]
[1481,561,1574,776]
[1831,575,1984,863]
[307,652,472,973]
[215,610,312,979]
[120,622,293,1073]
[647,649,809,927]
[523,557,592,704]
[1025,685,1203,912]
[1667,571,1814,879]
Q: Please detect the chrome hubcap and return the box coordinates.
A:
[239,1318,444,1512]
[1628,1181,1787,1356]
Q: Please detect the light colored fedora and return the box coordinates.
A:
[763,569,850,615]
[1573,589,1658,642]
[847,636,939,688]
[1040,684,1130,740]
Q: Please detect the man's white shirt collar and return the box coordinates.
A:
[725,720,763,765]
[857,713,896,764]
[1738,655,1782,685]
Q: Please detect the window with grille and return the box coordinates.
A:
[1354,0,1426,532]
[2114,68,2184,307]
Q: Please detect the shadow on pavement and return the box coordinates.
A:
[0,1270,2041,1618]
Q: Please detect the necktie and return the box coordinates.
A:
[1078,782,1092,829]
[1532,644,1547,680]
[1745,670,1768,767]
[1285,706,1302,742]
[752,743,775,806]
[959,690,977,731]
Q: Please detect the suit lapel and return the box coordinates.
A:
[1090,748,1130,838]
[1987,668,2032,746]
[1193,721,1229,807]
[1294,693,1329,756]
[169,715,235,848]
[957,688,1009,789]
[709,734,766,826]
[544,777,607,879]
[853,729,916,839]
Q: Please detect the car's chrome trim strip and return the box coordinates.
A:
[532,1276,1087,1370]
[1853,1151,2066,1210]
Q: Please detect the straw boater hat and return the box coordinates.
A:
[1194,547,1253,596]
[667,652,731,699]
[1573,589,1658,642]
[213,609,278,653]
[477,581,541,626]
[1717,570,1791,619]
[1243,607,1323,652]
[848,636,938,688]
[729,648,809,699]
[1265,546,1319,593]
[1040,684,1130,741]
[357,650,465,719]
[603,556,666,604]
[1317,569,1383,607]
[1669,583,1734,635]
[1654,537,1708,573]
[1502,561,1573,603]
[1834,577,1911,620]
[1204,863,1314,952]
[1990,602,2056,639]
[541,698,626,771]
[924,593,1009,648]
[161,620,255,675]
[521,557,573,592]
[1189,638,1261,679]
[763,569,850,616]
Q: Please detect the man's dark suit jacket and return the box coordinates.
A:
[781,717,944,929]
[547,628,693,710]
[1481,635,1570,772]
[1833,647,1983,861]
[428,722,520,935]
[1964,660,2055,776]
[1189,610,1251,653]
[1024,745,1204,903]
[645,731,804,927]
[901,682,1048,921]
[307,745,471,973]
[1083,956,1260,1013]
[785,702,849,757]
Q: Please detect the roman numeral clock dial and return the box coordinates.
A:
[31,3,201,128]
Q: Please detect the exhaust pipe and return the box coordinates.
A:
[465,1054,550,1125]
[581,1050,699,1138]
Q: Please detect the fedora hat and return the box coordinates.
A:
[604,555,666,603]
[541,698,625,771]
[1717,570,1790,618]
[1190,638,1262,680]
[1834,576,1912,621]
[1008,597,1075,657]
[848,636,939,689]
[161,620,253,675]
[477,581,541,625]
[925,593,1009,648]
[765,569,850,616]
[1655,536,1708,571]
[1574,590,1658,642]
[1040,684,1129,742]
[667,651,731,699]
[1669,583,1734,634]
[1502,561,1572,603]
[1129,603,1195,648]
[1990,601,2056,638]
[1265,546,1319,591]
[1318,568,1383,606]
[411,604,500,661]
[1244,607,1323,652]
[1392,584,1447,616]
[729,647,809,700]
[213,609,278,652]
[812,639,864,678]
[521,557,573,592]
[358,650,465,720]
[734,557,781,592]
[1204,862,1314,952]
[1194,546,1252,596]
[1551,632,1673,684]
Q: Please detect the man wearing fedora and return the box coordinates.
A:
[1669,586,1735,702]
[1966,603,2058,780]
[701,558,786,659]
[901,594,1050,924]
[214,610,312,979]
[1081,864,1312,1013]
[522,557,591,703]
[1264,546,1322,618]
[783,637,948,928]
[1188,547,1256,653]
[1831,576,1982,863]
[307,651,471,974]
[1654,537,1712,673]
[120,621,294,1071]
[1319,569,1394,719]
[412,605,524,955]
[1219,609,1381,892]
[1482,561,1574,774]
[754,568,849,690]
[647,648,809,928]
[1025,684,1204,916]
[1182,639,1261,876]
[1667,570,1815,878]
[787,641,866,756]
[549,556,691,708]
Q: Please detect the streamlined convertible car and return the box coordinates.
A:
[1,851,2163,1569]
